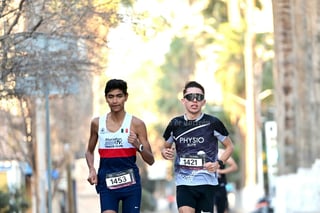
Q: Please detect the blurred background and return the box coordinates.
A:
[1,0,320,213]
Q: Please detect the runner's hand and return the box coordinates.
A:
[128,130,139,147]
[162,147,175,160]
[204,162,218,173]
[87,168,98,185]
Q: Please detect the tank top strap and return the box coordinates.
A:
[121,113,132,133]
[98,114,107,132]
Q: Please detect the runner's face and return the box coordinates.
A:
[105,89,127,112]
[182,87,205,114]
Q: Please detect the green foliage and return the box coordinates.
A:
[157,37,197,118]
[0,191,10,213]
[255,0,263,10]
[205,106,241,186]
[203,0,228,23]
[226,143,242,185]
[212,23,246,96]
[141,188,156,211]
[0,189,29,213]
[121,0,135,7]
[204,106,234,136]
[261,60,273,92]
[256,33,274,93]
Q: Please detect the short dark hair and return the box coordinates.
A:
[104,79,128,96]
[183,81,205,95]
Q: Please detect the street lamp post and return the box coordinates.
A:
[45,86,52,213]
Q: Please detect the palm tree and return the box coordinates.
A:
[272,0,320,174]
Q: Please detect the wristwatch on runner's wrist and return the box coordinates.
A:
[217,160,224,168]
[137,144,144,152]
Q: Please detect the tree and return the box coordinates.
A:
[1,0,122,96]
[157,36,197,120]
[0,0,125,211]
[0,0,122,155]
[272,0,320,174]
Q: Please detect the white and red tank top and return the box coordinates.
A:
[98,113,136,158]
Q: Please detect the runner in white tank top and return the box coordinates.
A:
[85,79,154,213]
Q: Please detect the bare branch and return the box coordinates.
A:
[5,0,26,35]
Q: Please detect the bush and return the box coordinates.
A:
[0,189,29,213]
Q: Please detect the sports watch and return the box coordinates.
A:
[217,159,224,168]
[138,144,144,152]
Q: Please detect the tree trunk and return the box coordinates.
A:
[272,0,320,174]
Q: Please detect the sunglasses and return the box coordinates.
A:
[184,93,205,102]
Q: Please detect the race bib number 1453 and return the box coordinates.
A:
[105,169,136,189]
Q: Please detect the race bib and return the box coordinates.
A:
[179,155,204,169]
[105,169,136,189]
